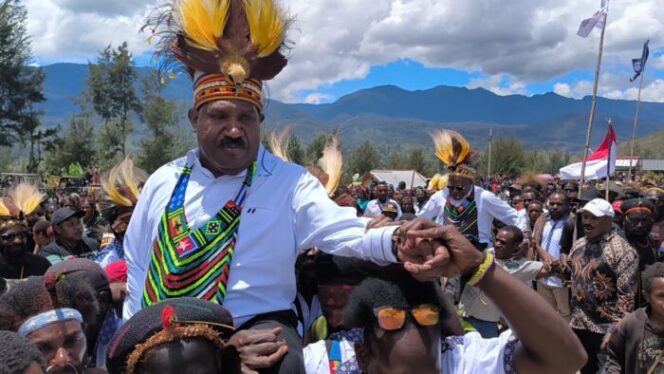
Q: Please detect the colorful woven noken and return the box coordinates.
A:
[142,162,256,307]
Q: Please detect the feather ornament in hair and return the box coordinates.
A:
[176,0,230,51]
[317,135,342,196]
[431,130,472,168]
[428,174,448,191]
[102,158,148,208]
[7,183,44,216]
[0,198,11,217]
[242,0,288,57]
[268,126,291,162]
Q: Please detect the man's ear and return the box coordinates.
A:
[355,341,369,373]
[188,107,199,133]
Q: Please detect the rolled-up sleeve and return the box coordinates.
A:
[293,172,398,265]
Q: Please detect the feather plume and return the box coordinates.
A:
[428,174,448,191]
[0,198,10,217]
[7,183,44,216]
[176,0,230,51]
[317,135,342,196]
[431,130,473,168]
[242,0,289,57]
[101,158,148,208]
[268,126,292,162]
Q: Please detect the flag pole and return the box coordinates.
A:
[605,118,612,200]
[487,127,493,178]
[627,64,645,183]
[578,4,609,198]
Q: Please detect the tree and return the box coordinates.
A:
[305,133,329,166]
[347,141,381,176]
[478,137,526,177]
[44,112,96,173]
[287,134,305,165]
[87,42,140,157]
[0,0,49,170]
[136,73,179,173]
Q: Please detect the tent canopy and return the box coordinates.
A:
[362,170,428,189]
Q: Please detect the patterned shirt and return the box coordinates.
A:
[569,229,638,334]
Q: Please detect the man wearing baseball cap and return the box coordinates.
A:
[567,198,638,374]
[40,207,100,264]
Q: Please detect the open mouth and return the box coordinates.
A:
[219,136,246,149]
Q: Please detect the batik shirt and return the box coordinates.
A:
[569,229,638,334]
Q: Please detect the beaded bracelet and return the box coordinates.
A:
[467,251,495,286]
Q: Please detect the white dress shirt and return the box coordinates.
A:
[123,147,398,326]
[540,218,566,288]
[363,199,402,219]
[416,186,518,245]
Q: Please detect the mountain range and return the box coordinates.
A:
[39,63,664,153]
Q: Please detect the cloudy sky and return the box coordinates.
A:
[24,0,664,104]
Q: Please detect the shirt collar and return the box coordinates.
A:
[188,145,275,178]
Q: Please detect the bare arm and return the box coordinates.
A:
[477,265,586,373]
[398,222,586,374]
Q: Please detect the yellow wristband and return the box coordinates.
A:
[468,251,495,286]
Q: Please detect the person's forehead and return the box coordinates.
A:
[28,320,82,343]
[1,224,27,235]
[203,99,256,113]
[626,211,652,219]
[651,277,664,290]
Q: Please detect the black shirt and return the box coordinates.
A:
[0,252,51,279]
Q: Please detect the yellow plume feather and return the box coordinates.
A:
[318,135,342,196]
[0,198,10,218]
[102,158,147,208]
[177,0,230,51]
[7,183,44,216]
[242,0,288,57]
[428,174,448,191]
[431,130,471,167]
[268,126,292,162]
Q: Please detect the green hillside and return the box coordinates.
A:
[618,128,664,159]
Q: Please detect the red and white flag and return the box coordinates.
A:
[560,125,617,180]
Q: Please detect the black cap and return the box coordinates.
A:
[578,189,603,203]
[621,198,656,215]
[106,298,234,374]
[50,207,84,226]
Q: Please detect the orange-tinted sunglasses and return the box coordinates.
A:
[373,304,440,331]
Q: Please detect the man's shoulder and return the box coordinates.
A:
[25,253,51,271]
[41,241,69,257]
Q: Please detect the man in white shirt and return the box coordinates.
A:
[127,1,440,372]
[362,182,402,219]
[461,225,545,337]
[533,191,574,321]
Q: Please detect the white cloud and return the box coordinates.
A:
[552,73,664,102]
[302,92,332,104]
[23,0,664,102]
[467,74,528,96]
[553,83,571,97]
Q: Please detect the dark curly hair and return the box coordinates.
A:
[642,262,664,295]
[0,330,45,374]
[0,276,53,331]
[344,272,447,347]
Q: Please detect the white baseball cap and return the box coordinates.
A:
[579,198,615,218]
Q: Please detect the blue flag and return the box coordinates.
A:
[630,40,649,82]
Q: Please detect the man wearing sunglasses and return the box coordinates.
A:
[0,185,51,280]
[367,222,588,373]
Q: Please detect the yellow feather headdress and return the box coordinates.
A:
[268,125,292,162]
[427,174,448,191]
[0,183,44,232]
[144,0,292,83]
[101,158,148,209]
[431,130,478,179]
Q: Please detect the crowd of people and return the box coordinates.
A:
[1,0,663,373]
